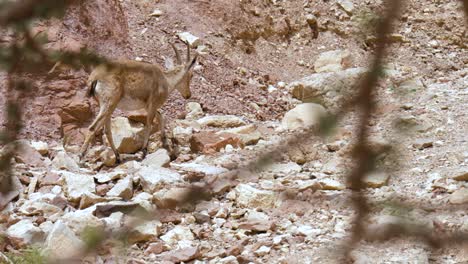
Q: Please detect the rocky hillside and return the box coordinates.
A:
[0,0,467,263]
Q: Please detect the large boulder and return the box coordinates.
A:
[218,124,262,145]
[31,141,49,156]
[281,103,327,130]
[450,169,468,181]
[173,126,194,145]
[59,100,93,124]
[141,149,170,168]
[106,176,133,199]
[185,102,204,120]
[52,151,80,172]
[197,115,246,128]
[177,32,201,48]
[160,247,201,263]
[128,220,162,244]
[337,0,355,14]
[62,207,105,234]
[110,117,145,154]
[14,140,45,168]
[288,67,367,110]
[44,221,85,260]
[314,49,352,73]
[18,198,64,218]
[60,171,96,202]
[6,219,44,247]
[363,171,390,188]
[136,167,182,193]
[235,184,276,209]
[450,189,468,204]
[160,225,195,248]
[59,99,93,146]
[190,131,243,154]
[153,187,195,209]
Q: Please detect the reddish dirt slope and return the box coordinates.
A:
[1,0,466,144]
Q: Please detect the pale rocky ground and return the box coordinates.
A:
[0,0,467,263]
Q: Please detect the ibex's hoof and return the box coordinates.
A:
[169,152,178,161]
[142,148,148,159]
[115,156,122,164]
[78,157,86,167]
[162,141,170,151]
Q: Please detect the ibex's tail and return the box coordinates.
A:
[87,80,97,97]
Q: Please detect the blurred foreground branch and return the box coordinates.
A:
[344,0,402,257]
[0,0,84,198]
[0,0,69,26]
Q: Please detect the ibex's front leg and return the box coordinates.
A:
[142,103,156,158]
[155,110,168,150]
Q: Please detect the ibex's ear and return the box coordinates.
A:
[187,54,198,71]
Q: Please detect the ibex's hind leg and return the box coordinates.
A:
[104,117,121,163]
[79,80,121,162]
[79,109,108,160]
[100,90,121,163]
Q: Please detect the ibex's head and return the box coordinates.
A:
[170,42,198,99]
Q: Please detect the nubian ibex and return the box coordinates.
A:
[79,42,198,163]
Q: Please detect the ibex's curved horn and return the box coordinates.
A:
[185,41,191,63]
[170,43,182,65]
